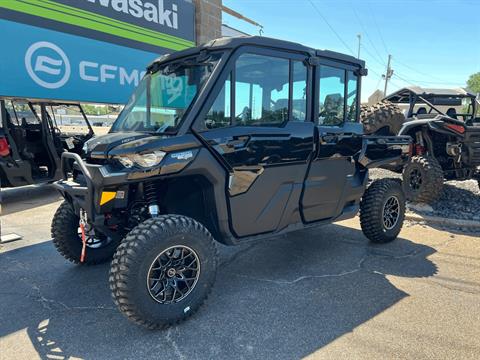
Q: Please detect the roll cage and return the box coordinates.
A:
[384,86,479,121]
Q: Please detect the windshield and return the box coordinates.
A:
[111,53,221,133]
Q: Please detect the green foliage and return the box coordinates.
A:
[467,72,480,94]
[82,104,110,115]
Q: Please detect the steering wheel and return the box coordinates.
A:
[53,127,62,137]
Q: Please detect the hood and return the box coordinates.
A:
[84,132,202,159]
[84,132,154,159]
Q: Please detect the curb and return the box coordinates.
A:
[405,212,480,229]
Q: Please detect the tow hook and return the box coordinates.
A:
[79,209,88,263]
[148,204,159,217]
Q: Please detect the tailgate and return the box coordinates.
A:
[357,135,411,169]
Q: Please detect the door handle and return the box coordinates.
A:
[321,134,338,143]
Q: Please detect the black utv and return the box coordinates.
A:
[361,87,480,203]
[51,36,411,329]
[0,99,94,187]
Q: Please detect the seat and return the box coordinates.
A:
[446,108,458,119]
[416,107,427,115]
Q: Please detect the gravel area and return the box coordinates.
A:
[369,168,480,222]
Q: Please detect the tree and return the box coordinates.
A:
[467,72,480,94]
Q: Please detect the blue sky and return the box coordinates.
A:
[223,0,480,101]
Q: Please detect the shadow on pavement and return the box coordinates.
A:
[0,223,437,359]
[1,184,62,216]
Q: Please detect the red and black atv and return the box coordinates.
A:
[361,87,480,203]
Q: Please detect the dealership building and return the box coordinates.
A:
[0,0,254,105]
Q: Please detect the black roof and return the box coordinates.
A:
[385,86,475,103]
[149,35,365,69]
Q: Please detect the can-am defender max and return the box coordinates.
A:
[361,87,480,203]
[51,36,411,329]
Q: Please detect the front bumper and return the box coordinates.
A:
[53,153,129,227]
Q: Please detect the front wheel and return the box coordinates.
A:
[51,201,121,265]
[109,215,218,329]
[360,179,406,243]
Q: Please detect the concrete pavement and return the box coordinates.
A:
[0,185,479,359]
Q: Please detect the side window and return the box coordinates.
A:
[292,61,307,121]
[46,105,91,135]
[235,53,289,126]
[346,71,358,122]
[204,73,231,129]
[319,66,345,126]
[13,101,40,125]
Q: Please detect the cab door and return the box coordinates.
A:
[195,49,315,237]
[301,62,362,222]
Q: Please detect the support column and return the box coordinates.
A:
[193,0,222,45]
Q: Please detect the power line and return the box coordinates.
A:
[367,2,389,56]
[395,58,452,81]
[393,73,465,87]
[307,0,356,56]
[362,46,387,68]
[352,8,386,66]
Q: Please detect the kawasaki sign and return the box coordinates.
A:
[0,0,195,104]
[85,0,180,29]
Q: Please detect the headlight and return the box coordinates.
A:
[115,150,166,168]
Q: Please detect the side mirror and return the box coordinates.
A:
[355,68,368,77]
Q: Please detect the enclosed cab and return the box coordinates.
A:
[51,36,411,329]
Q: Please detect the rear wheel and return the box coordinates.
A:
[402,156,444,203]
[109,215,218,329]
[360,179,406,243]
[51,201,121,265]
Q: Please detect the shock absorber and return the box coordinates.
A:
[144,181,159,217]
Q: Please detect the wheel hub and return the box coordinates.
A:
[383,195,400,230]
[167,268,176,277]
[409,169,422,190]
[147,245,200,304]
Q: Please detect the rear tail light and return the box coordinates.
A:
[445,123,465,134]
[0,137,10,157]
[415,144,425,156]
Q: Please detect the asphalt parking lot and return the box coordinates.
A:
[1,185,479,359]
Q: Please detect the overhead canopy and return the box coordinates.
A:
[385,86,475,104]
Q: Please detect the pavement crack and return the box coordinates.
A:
[165,327,186,360]
[234,256,367,285]
[28,284,115,312]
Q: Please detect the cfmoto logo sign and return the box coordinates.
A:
[23,41,145,91]
[25,41,71,89]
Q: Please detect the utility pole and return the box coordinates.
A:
[383,54,393,96]
[356,33,361,59]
